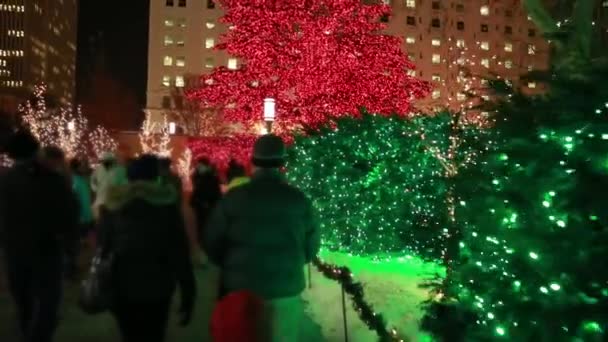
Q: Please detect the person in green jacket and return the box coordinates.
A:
[203,134,321,342]
[225,159,249,193]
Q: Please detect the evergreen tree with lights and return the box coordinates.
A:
[422,44,608,342]
[189,0,429,132]
[287,111,484,260]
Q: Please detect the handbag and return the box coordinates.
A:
[78,248,114,314]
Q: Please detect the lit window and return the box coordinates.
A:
[431,39,441,46]
[480,5,489,16]
[504,42,513,52]
[505,60,513,69]
[176,37,185,47]
[456,39,465,48]
[205,38,215,49]
[176,56,185,67]
[176,76,185,87]
[206,21,215,29]
[432,54,441,64]
[163,56,173,66]
[457,57,465,65]
[482,95,490,101]
[431,74,441,82]
[481,58,490,68]
[164,35,174,46]
[528,44,536,55]
[164,19,174,27]
[528,65,534,71]
[528,82,536,89]
[162,76,171,87]
[228,58,238,70]
[481,41,490,50]
[406,36,416,44]
[177,18,187,28]
[407,70,416,77]
[406,0,415,8]
[432,90,441,99]
[205,57,214,69]
[457,93,466,101]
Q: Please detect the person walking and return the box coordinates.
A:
[0,131,79,342]
[98,155,195,342]
[91,152,127,219]
[225,160,249,193]
[203,134,321,342]
[190,158,222,248]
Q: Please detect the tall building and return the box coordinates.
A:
[146,0,551,127]
[146,0,231,128]
[384,0,551,112]
[0,0,78,113]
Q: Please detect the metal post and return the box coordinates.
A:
[341,283,349,342]
[308,263,312,289]
[265,120,273,133]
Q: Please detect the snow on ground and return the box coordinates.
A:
[303,251,444,342]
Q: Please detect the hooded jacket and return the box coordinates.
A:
[203,169,320,300]
[99,181,195,309]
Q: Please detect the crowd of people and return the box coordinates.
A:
[0,130,320,342]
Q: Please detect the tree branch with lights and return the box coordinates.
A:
[188,0,430,133]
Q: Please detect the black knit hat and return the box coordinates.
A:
[6,130,39,160]
[252,134,286,168]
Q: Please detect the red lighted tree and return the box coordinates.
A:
[189,0,430,131]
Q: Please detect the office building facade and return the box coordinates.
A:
[0,0,78,113]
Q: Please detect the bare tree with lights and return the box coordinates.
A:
[139,111,172,157]
[88,126,118,164]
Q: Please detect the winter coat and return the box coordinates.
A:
[0,160,79,264]
[98,181,195,309]
[191,171,222,245]
[91,164,127,215]
[225,176,250,193]
[203,169,320,300]
[72,174,94,224]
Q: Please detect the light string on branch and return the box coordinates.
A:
[313,257,408,342]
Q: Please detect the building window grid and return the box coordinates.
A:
[205,38,215,49]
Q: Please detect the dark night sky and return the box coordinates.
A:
[77,0,150,106]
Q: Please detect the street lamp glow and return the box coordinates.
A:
[264,98,276,122]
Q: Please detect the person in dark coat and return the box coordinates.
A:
[190,158,222,247]
[159,157,183,199]
[0,131,79,342]
[203,134,321,342]
[98,154,195,342]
